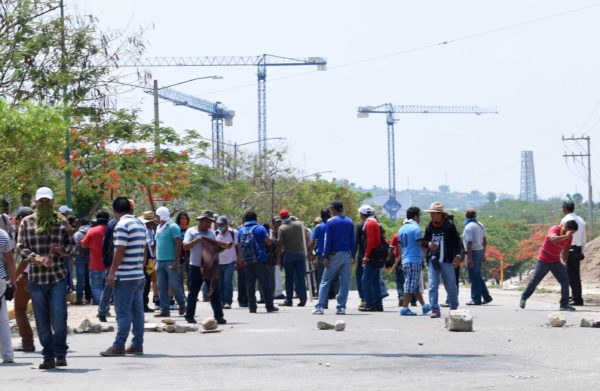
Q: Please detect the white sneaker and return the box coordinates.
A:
[335,308,345,315]
[312,308,324,315]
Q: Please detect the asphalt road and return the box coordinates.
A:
[4,288,600,390]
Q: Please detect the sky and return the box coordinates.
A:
[76,0,600,200]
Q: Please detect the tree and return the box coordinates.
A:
[486,191,497,204]
[439,185,450,193]
[572,193,583,205]
[0,100,67,198]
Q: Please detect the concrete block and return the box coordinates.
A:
[445,310,473,332]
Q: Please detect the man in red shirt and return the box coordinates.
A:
[81,211,109,306]
[520,220,578,311]
[358,205,385,312]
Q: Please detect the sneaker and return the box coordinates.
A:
[297,301,306,307]
[357,300,366,310]
[154,312,170,318]
[249,309,257,313]
[335,308,346,315]
[400,308,417,316]
[238,302,249,308]
[125,346,144,356]
[143,306,154,313]
[312,308,324,315]
[98,315,107,323]
[560,305,576,312]
[223,304,231,309]
[422,304,432,315]
[2,358,14,364]
[216,317,227,325]
[430,309,441,318]
[278,302,293,307]
[38,358,56,369]
[100,347,126,357]
[519,298,526,309]
[178,304,187,316]
[440,302,450,308]
[56,357,67,367]
[483,298,493,305]
[185,317,197,324]
[266,307,279,313]
[13,345,35,352]
[466,301,481,306]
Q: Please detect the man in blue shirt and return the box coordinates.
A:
[396,207,431,316]
[313,201,354,315]
[309,208,339,306]
[238,211,279,314]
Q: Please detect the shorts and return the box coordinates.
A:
[403,263,423,294]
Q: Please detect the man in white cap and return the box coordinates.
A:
[154,206,186,317]
[16,187,74,369]
[58,205,73,217]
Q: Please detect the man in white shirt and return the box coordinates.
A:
[216,216,240,310]
[463,208,493,306]
[560,200,586,306]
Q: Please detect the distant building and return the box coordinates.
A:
[520,151,537,202]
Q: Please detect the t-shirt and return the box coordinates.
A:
[237,222,269,263]
[323,215,355,257]
[81,224,108,271]
[560,213,586,248]
[155,221,181,261]
[217,228,238,265]
[0,229,14,279]
[312,222,327,255]
[113,215,146,281]
[398,219,423,264]
[183,227,217,267]
[463,221,486,251]
[363,217,382,259]
[390,233,400,258]
[538,225,572,264]
[277,220,305,254]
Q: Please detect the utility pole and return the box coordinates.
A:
[60,0,71,207]
[153,80,160,156]
[562,135,593,239]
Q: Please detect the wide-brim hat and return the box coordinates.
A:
[138,211,157,223]
[197,210,216,221]
[424,202,445,214]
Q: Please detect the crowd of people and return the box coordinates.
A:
[0,187,588,369]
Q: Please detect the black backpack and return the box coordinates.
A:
[367,224,390,268]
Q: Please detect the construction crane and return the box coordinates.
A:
[145,86,235,169]
[120,54,327,158]
[357,104,498,220]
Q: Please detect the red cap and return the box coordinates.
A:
[279,209,290,219]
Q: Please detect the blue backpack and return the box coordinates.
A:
[240,225,261,264]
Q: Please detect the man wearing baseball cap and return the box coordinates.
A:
[560,200,586,306]
[16,187,74,369]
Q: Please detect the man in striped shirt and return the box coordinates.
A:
[101,197,146,357]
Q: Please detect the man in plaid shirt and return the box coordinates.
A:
[16,187,74,370]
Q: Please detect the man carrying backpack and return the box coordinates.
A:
[238,211,278,314]
[73,218,92,305]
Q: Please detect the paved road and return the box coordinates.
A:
[5,288,600,390]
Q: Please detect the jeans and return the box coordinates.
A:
[14,274,34,347]
[395,267,405,298]
[356,259,364,300]
[467,250,492,304]
[283,252,307,304]
[566,246,583,301]
[75,256,92,303]
[316,251,352,311]
[98,270,112,316]
[112,278,145,350]
[156,260,186,314]
[237,266,247,304]
[522,260,570,307]
[29,278,69,359]
[245,263,275,311]
[428,260,459,310]
[274,265,283,297]
[89,270,106,305]
[379,268,388,297]
[316,254,339,299]
[362,263,383,309]
[218,263,235,305]
[186,265,224,320]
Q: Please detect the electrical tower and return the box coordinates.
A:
[562,135,593,239]
[145,87,234,169]
[357,104,498,220]
[120,55,327,158]
[519,151,538,202]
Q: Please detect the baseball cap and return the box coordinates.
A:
[279,209,290,219]
[16,206,34,219]
[35,187,54,201]
[358,204,375,215]
[58,205,73,214]
[216,215,229,225]
[330,200,344,212]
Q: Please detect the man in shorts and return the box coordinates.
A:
[395,207,431,316]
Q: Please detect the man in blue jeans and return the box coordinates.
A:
[216,216,239,309]
[101,197,147,356]
[154,206,186,317]
[17,187,74,369]
[276,209,308,307]
[313,200,355,315]
[463,208,493,306]
[422,202,462,318]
